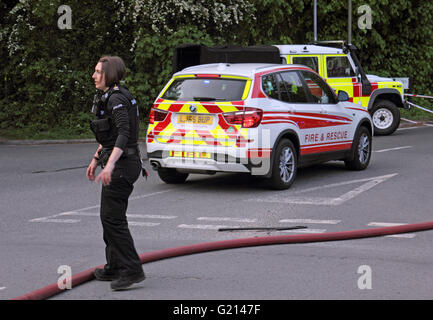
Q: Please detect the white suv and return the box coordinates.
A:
[146,63,373,189]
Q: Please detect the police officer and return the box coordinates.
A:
[86,56,145,291]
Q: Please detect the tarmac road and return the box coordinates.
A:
[1,123,433,300]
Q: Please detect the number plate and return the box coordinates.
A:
[177,114,213,125]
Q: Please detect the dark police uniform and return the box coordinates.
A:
[91,85,143,279]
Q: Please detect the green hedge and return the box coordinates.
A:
[1,0,432,136]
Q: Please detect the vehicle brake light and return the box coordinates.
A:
[195,74,221,78]
[149,108,168,124]
[223,107,263,128]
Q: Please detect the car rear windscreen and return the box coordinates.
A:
[161,78,247,101]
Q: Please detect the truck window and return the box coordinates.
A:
[301,71,337,104]
[292,56,319,73]
[326,56,356,78]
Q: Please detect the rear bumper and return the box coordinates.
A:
[147,147,271,176]
[148,154,250,173]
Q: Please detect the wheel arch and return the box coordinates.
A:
[367,89,404,110]
[347,118,373,161]
[265,129,300,178]
[358,117,374,137]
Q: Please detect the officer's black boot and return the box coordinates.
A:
[110,270,145,291]
[94,265,120,281]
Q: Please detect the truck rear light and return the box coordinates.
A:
[223,107,263,128]
[149,108,168,124]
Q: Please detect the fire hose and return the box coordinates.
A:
[12,220,433,300]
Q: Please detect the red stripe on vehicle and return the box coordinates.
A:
[195,130,222,146]
[153,113,173,133]
[247,148,272,158]
[203,103,224,114]
[345,107,369,113]
[300,142,352,155]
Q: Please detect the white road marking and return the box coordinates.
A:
[280,228,327,234]
[58,211,97,217]
[0,287,6,290]
[367,222,416,238]
[129,221,160,227]
[30,218,80,223]
[178,224,241,230]
[127,214,177,219]
[279,219,341,224]
[374,146,412,153]
[58,211,178,220]
[248,173,398,206]
[197,217,257,223]
[292,173,398,194]
[130,189,174,201]
[386,234,417,239]
[29,189,175,223]
[61,189,174,212]
[367,222,406,227]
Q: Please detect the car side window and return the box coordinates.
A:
[326,56,356,78]
[292,56,319,73]
[262,74,279,100]
[279,71,309,103]
[301,71,337,104]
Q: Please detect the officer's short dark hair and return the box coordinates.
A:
[98,56,126,87]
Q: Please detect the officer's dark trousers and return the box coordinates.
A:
[100,155,142,275]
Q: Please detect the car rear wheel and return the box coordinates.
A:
[157,168,189,184]
[267,139,297,190]
[370,100,400,135]
[345,126,372,170]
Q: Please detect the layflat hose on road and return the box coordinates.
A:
[13,221,433,300]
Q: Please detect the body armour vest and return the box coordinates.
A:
[90,85,139,153]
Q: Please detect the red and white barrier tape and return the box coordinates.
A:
[405,93,433,100]
[406,101,433,114]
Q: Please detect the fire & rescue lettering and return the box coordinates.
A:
[305,130,348,143]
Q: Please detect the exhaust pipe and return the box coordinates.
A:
[150,160,161,170]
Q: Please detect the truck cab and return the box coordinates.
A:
[276,41,406,135]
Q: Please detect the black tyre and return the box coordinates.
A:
[157,168,189,184]
[267,139,297,190]
[370,100,400,135]
[345,126,372,170]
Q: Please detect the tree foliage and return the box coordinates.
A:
[1,0,432,134]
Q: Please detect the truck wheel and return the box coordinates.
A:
[157,168,189,184]
[345,126,372,170]
[267,139,297,190]
[370,100,400,135]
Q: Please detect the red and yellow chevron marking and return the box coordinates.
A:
[147,99,250,147]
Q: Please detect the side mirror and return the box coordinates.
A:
[337,90,350,102]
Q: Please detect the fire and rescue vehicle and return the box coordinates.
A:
[278,41,406,136]
[146,62,373,189]
[171,42,407,136]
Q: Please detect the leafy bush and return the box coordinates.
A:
[1,0,432,138]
